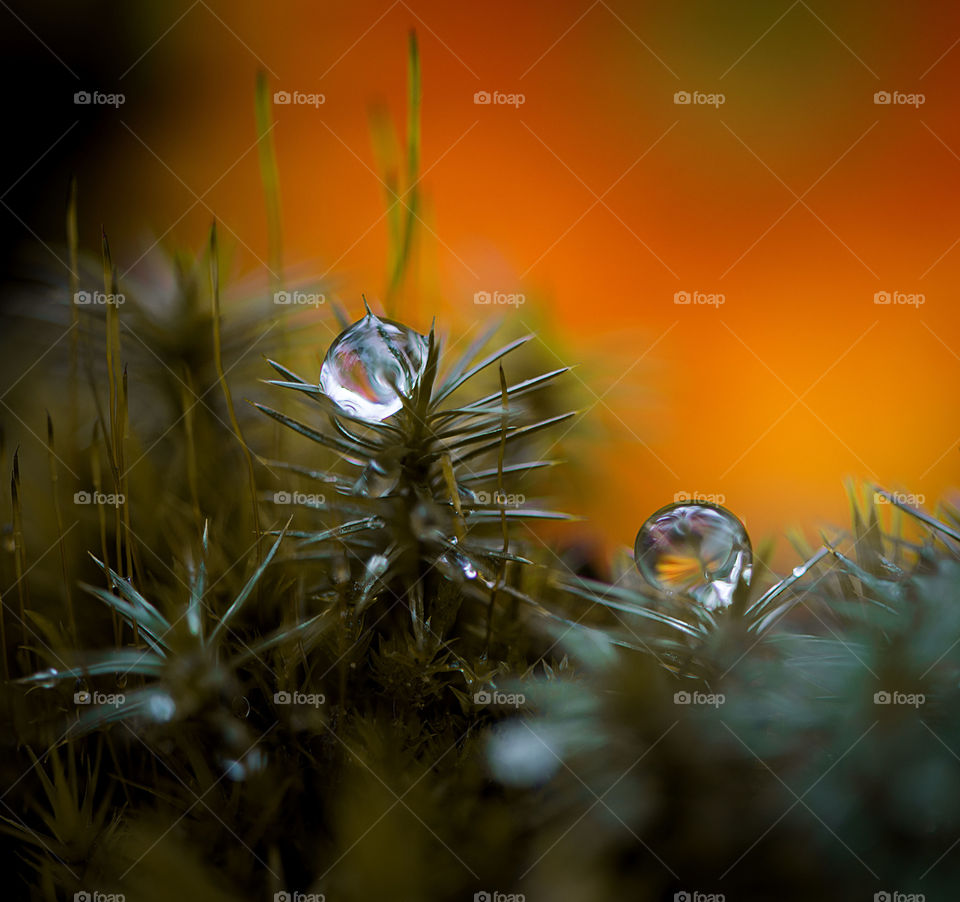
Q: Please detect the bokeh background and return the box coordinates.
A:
[3,0,960,559]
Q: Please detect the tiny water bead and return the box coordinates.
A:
[319,310,429,422]
[634,502,752,610]
[33,667,60,688]
[487,720,563,788]
[437,547,479,582]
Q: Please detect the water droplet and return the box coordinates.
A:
[221,748,265,782]
[147,691,177,723]
[319,311,429,422]
[634,502,752,610]
[365,553,390,578]
[437,540,480,582]
[359,553,390,600]
[487,720,562,787]
[792,565,806,579]
[33,667,60,688]
[353,458,400,497]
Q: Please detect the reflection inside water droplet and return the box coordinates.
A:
[319,311,428,422]
[32,668,60,688]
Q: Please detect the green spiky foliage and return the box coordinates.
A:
[6,33,960,902]
[256,310,573,655]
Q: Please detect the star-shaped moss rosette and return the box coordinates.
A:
[254,304,575,645]
[528,484,958,687]
[19,524,327,744]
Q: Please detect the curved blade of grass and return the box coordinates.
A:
[20,650,164,682]
[88,556,171,632]
[211,521,289,643]
[434,320,504,397]
[256,459,346,486]
[432,335,534,405]
[254,70,283,287]
[496,583,656,654]
[825,544,905,607]
[295,517,385,548]
[872,485,960,544]
[441,367,571,416]
[264,377,403,436]
[385,30,421,312]
[464,508,573,521]
[745,546,831,618]
[252,401,366,457]
[453,411,577,464]
[188,521,208,640]
[74,687,162,734]
[554,576,703,638]
[79,583,168,657]
[210,223,263,560]
[456,460,560,483]
[235,611,331,664]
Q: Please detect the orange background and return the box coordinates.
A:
[57,1,960,556]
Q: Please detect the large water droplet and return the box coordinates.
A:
[319,311,429,422]
[634,502,751,610]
